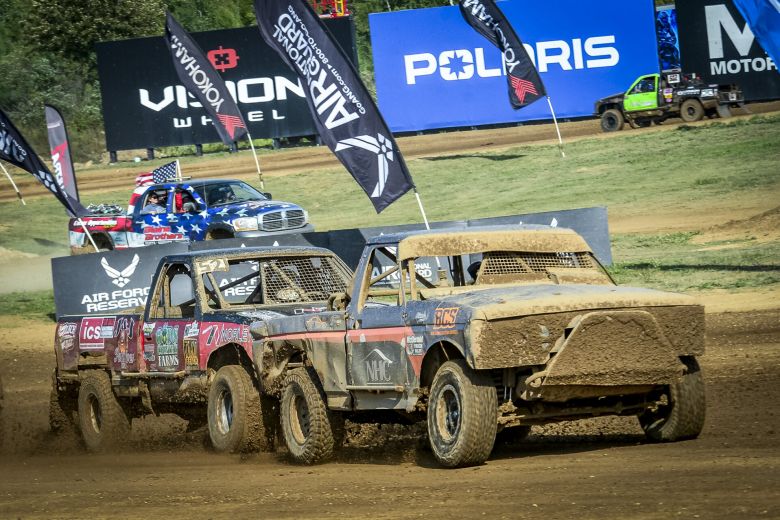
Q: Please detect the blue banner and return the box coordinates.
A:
[369,0,659,132]
[656,6,681,71]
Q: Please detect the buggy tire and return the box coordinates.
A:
[427,360,497,468]
[207,365,267,453]
[639,357,706,442]
[600,109,624,132]
[680,99,704,122]
[77,371,130,452]
[280,367,336,464]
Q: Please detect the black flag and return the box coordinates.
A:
[459,0,546,109]
[255,0,415,213]
[45,104,80,203]
[164,12,248,145]
[0,108,87,217]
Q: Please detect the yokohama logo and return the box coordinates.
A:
[216,114,246,139]
[510,77,538,104]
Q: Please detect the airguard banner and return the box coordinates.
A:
[254,0,415,213]
[0,108,87,217]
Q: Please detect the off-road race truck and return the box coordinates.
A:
[595,71,744,132]
[251,226,706,467]
[69,179,313,254]
[50,246,352,452]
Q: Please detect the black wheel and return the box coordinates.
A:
[280,367,337,464]
[207,365,268,453]
[680,99,704,122]
[600,109,624,132]
[77,371,130,452]
[50,371,77,434]
[639,358,705,442]
[427,360,497,468]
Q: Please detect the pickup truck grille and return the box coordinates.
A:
[260,210,306,232]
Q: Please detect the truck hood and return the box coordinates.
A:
[211,200,303,216]
[421,284,699,320]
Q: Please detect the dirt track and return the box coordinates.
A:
[0,310,778,519]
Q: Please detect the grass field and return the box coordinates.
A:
[0,114,778,318]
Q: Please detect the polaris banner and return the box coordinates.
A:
[52,207,611,318]
[255,0,415,213]
[676,0,780,101]
[96,20,356,151]
[369,0,659,132]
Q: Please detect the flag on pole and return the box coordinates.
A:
[0,108,88,217]
[731,0,780,70]
[164,12,248,145]
[45,105,80,202]
[458,0,546,109]
[254,0,415,213]
[135,161,179,186]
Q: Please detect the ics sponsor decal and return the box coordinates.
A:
[155,324,179,369]
[79,317,116,349]
[433,307,460,335]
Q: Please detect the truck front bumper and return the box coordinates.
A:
[235,223,315,238]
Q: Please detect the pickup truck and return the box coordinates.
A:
[50,246,353,452]
[250,226,706,467]
[595,71,744,132]
[69,179,313,253]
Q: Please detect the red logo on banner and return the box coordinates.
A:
[510,76,538,104]
[207,46,239,72]
[216,114,246,139]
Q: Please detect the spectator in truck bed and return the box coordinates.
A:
[141,192,166,214]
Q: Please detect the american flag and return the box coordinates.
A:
[135,161,179,186]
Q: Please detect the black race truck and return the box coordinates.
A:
[50,246,352,452]
[250,226,707,467]
[595,71,744,132]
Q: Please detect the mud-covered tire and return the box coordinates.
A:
[639,358,705,442]
[601,109,624,132]
[680,99,704,122]
[77,371,130,452]
[50,372,77,434]
[427,360,497,468]
[280,367,336,464]
[207,365,267,453]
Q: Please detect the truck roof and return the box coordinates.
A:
[364,226,592,261]
[159,245,336,264]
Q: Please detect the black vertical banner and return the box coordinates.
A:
[254,0,415,213]
[164,12,249,144]
[0,108,87,217]
[45,105,80,202]
[459,0,547,109]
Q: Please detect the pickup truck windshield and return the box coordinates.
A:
[192,181,268,207]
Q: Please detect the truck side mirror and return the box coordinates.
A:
[261,192,272,200]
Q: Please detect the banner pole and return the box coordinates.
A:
[414,189,431,230]
[546,96,566,158]
[76,218,100,252]
[245,131,264,190]
[0,162,26,205]
[176,159,182,181]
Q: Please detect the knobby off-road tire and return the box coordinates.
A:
[207,365,268,453]
[50,371,77,434]
[680,99,704,122]
[77,370,130,452]
[639,357,706,442]
[600,109,624,132]
[280,367,338,464]
[427,360,497,468]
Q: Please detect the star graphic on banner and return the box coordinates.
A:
[199,210,209,219]
[182,212,191,219]
[191,224,202,233]
[151,215,162,225]
[236,208,248,217]
[176,226,186,234]
[218,207,230,216]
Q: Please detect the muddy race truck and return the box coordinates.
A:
[69,179,313,254]
[251,226,706,468]
[50,246,352,452]
[595,71,743,132]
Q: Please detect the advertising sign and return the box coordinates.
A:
[676,0,780,101]
[656,6,681,71]
[96,20,356,151]
[369,0,659,132]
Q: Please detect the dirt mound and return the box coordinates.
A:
[693,206,780,245]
